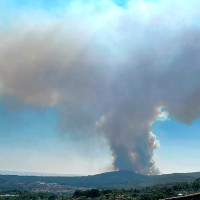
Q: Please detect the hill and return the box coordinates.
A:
[109,173,197,189]
[0,170,200,190]
[0,170,146,189]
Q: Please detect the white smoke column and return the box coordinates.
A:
[1,0,200,174]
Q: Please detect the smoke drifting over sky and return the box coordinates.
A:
[1,0,200,174]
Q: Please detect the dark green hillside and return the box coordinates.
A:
[72,179,200,200]
[1,171,200,190]
[179,172,200,179]
[2,179,200,200]
[109,173,197,189]
[0,170,147,189]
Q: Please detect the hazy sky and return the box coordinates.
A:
[1,0,200,175]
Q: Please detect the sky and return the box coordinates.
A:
[0,0,200,175]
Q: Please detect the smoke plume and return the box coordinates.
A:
[1,0,200,174]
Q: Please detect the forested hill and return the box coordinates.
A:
[0,171,146,188]
[0,170,200,189]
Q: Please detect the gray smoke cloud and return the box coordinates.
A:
[1,0,200,174]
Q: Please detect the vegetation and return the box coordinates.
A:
[72,178,200,200]
[1,171,200,189]
[0,171,146,189]
[1,178,200,200]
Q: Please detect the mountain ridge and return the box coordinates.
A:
[0,170,200,189]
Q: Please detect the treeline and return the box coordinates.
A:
[73,178,200,200]
[1,178,200,200]
[0,191,59,200]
